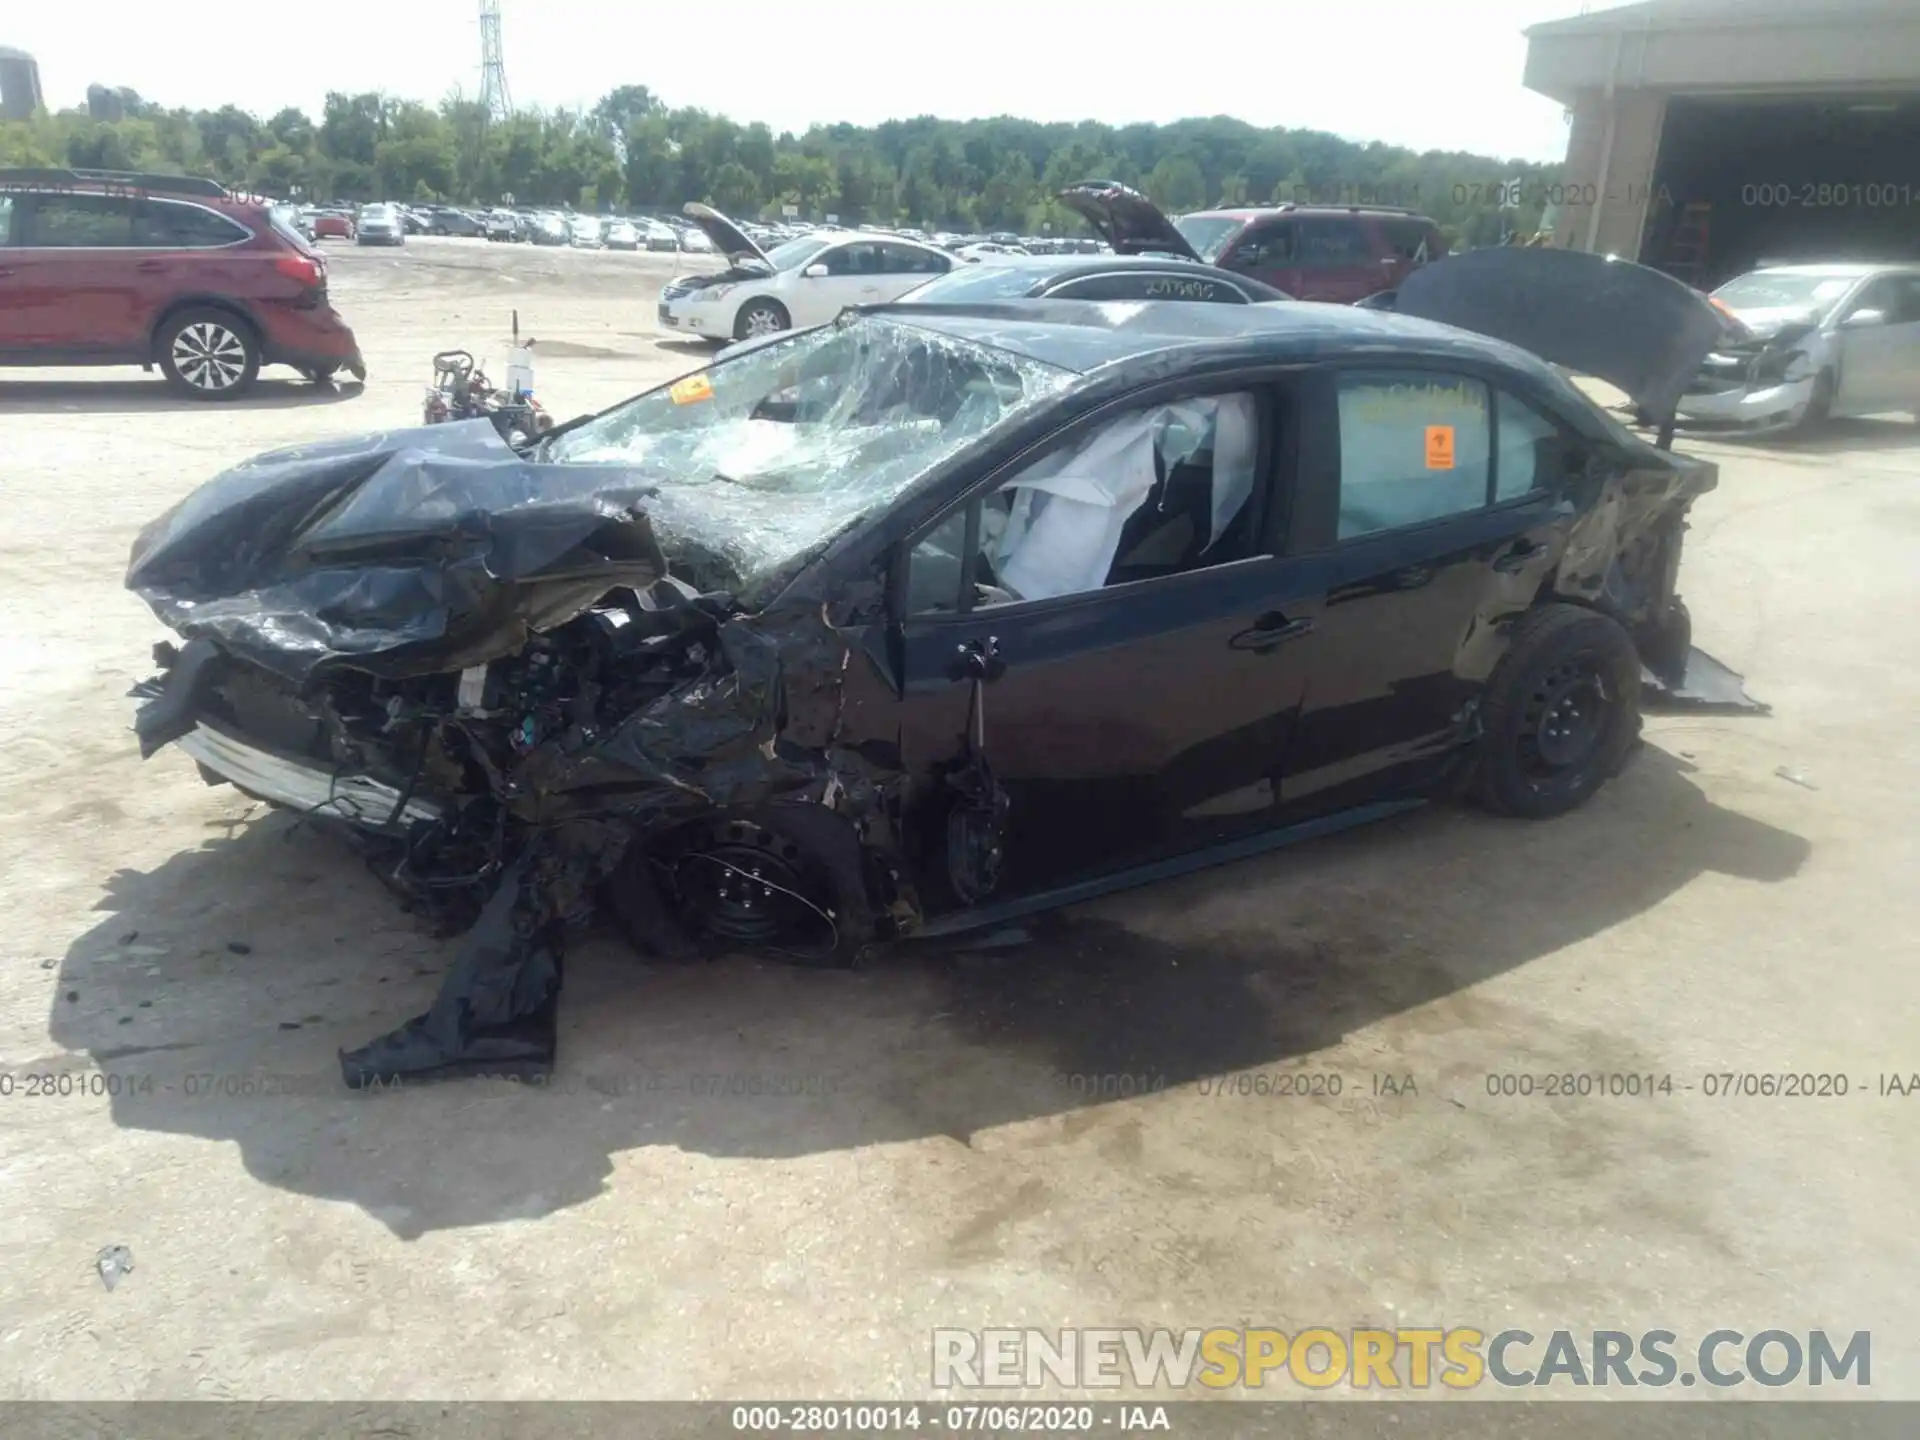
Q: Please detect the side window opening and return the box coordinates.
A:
[1296,218,1371,270]
[1379,218,1437,265]
[1234,224,1293,269]
[1493,390,1570,502]
[24,193,136,247]
[1896,276,1920,325]
[906,392,1266,614]
[1335,371,1492,539]
[132,199,248,249]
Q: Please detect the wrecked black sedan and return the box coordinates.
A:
[126,263,1754,1088]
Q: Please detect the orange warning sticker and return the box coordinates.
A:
[1424,424,1455,470]
[670,372,714,405]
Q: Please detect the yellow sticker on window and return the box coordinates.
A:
[670,372,714,405]
[1425,424,1455,470]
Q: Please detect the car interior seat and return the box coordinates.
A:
[1105,395,1259,583]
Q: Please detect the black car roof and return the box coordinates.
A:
[872,298,1564,385]
[960,254,1289,299]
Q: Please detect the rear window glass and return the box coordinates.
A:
[134,200,249,248]
[268,206,316,253]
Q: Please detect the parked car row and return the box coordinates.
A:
[474,207,714,253]
[661,181,1457,342]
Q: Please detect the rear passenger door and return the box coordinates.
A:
[128,197,254,334]
[794,240,885,325]
[13,192,146,353]
[1279,367,1575,813]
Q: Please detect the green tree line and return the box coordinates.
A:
[0,84,1562,246]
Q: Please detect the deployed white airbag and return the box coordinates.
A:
[991,394,1256,600]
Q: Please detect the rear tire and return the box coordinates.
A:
[1471,604,1641,819]
[157,308,261,401]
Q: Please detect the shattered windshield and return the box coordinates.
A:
[1174,216,1242,263]
[1713,272,1857,315]
[544,316,1077,591]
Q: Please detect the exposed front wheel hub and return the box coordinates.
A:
[1524,659,1608,772]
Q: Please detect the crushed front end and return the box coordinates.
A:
[125,317,1072,1088]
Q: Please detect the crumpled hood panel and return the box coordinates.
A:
[125,419,667,683]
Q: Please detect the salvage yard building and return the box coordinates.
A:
[1525,0,1920,286]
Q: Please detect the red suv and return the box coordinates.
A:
[1060,181,1448,303]
[0,168,365,400]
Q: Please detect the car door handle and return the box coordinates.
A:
[1491,540,1544,573]
[135,259,168,272]
[1389,564,1433,589]
[1229,613,1314,652]
[0,265,14,278]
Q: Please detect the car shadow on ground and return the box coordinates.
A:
[46,745,1809,1238]
[0,376,366,415]
[650,336,721,356]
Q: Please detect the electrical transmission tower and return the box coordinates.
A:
[478,0,513,122]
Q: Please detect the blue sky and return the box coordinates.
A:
[6,0,1589,162]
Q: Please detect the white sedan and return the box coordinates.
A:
[657,203,958,343]
[1679,262,1920,431]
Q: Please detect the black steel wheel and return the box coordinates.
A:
[675,818,835,952]
[1473,604,1641,819]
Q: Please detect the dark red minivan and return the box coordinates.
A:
[1060,180,1448,304]
[0,167,365,399]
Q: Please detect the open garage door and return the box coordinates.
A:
[1644,95,1920,289]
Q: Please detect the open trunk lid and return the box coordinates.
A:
[1056,180,1202,262]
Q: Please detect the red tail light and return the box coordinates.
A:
[275,253,325,288]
